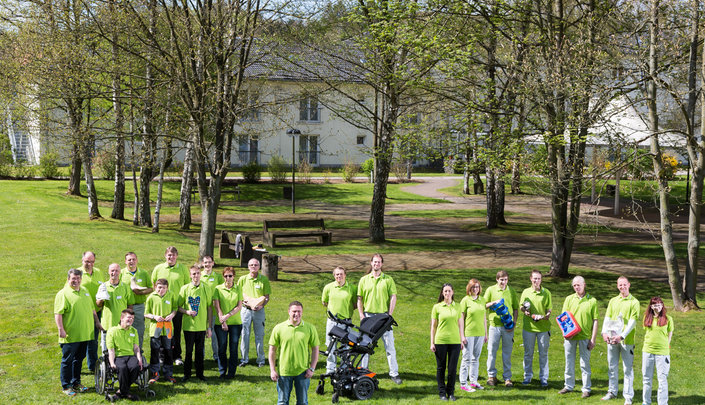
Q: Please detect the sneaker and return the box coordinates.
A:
[558,388,573,394]
[257,362,266,368]
[487,377,498,386]
[440,394,448,401]
[73,383,88,393]
[460,385,476,393]
[504,379,514,387]
[470,383,484,390]
[166,376,177,383]
[448,394,457,401]
[239,360,248,367]
[540,381,549,388]
[390,375,403,385]
[174,358,184,366]
[582,391,592,398]
[602,392,617,401]
[624,401,632,405]
[522,379,531,385]
[62,388,77,397]
[149,372,160,384]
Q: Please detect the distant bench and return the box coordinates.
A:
[263,219,332,248]
[192,183,241,201]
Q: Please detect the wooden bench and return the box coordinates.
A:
[263,219,332,247]
[192,183,241,201]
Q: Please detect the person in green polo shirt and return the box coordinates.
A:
[55,268,103,396]
[519,269,552,387]
[201,255,224,363]
[106,309,143,401]
[238,258,271,367]
[214,266,243,379]
[321,266,356,374]
[559,275,599,398]
[357,254,401,384]
[145,278,178,384]
[269,301,320,405]
[151,246,189,364]
[459,278,487,393]
[79,251,104,373]
[483,270,519,387]
[178,265,213,381]
[121,252,153,351]
[430,283,466,401]
[601,276,640,404]
[641,296,674,405]
[97,263,135,350]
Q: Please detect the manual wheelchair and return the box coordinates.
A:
[94,350,155,402]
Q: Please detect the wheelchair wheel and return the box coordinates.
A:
[95,357,107,395]
[352,376,375,400]
[316,379,325,395]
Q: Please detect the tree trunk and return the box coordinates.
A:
[369,142,391,243]
[199,181,223,258]
[511,159,521,194]
[109,0,124,220]
[179,128,196,230]
[129,119,139,225]
[152,150,167,233]
[485,168,497,229]
[81,135,101,220]
[495,172,507,225]
[67,143,82,196]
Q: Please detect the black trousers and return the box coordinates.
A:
[115,355,140,396]
[183,330,205,378]
[172,312,183,360]
[435,343,461,396]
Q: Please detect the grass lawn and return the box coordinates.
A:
[578,242,705,261]
[461,222,633,237]
[388,209,518,219]
[1,179,704,404]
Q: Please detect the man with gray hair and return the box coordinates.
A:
[559,276,598,399]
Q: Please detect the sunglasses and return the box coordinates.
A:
[224,275,234,278]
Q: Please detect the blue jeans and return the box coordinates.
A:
[215,324,242,377]
[276,371,310,405]
[60,341,88,389]
[86,316,100,371]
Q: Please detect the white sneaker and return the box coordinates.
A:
[470,383,484,390]
[601,392,617,401]
[460,385,476,393]
[174,358,184,366]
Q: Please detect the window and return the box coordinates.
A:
[299,97,321,122]
[240,91,260,121]
[298,135,319,164]
[238,136,259,164]
[356,135,366,145]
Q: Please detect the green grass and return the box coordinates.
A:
[2,179,705,404]
[462,222,633,237]
[265,238,488,257]
[578,242,704,261]
[388,209,518,219]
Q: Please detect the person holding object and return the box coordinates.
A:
[357,254,402,384]
[559,276,598,398]
[519,270,552,387]
[121,252,153,351]
[321,266,356,374]
[106,309,143,401]
[55,268,103,396]
[459,279,487,393]
[269,301,320,405]
[430,283,465,401]
[641,297,674,405]
[178,265,213,382]
[601,276,640,404]
[238,258,271,367]
[144,278,178,384]
[214,267,243,379]
[483,270,518,387]
[151,246,189,365]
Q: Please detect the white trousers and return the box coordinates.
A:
[522,330,550,383]
[607,342,634,401]
[563,339,592,392]
[487,326,513,380]
[459,336,484,386]
[642,352,670,405]
[324,318,350,373]
[240,307,266,364]
[360,312,399,377]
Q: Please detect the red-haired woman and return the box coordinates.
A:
[641,296,674,405]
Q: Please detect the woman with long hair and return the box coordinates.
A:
[458,279,487,392]
[641,296,674,405]
[430,283,466,401]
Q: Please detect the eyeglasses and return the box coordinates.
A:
[224,275,234,278]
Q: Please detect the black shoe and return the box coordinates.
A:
[181,376,190,383]
[448,395,457,401]
[390,375,403,385]
[125,393,140,401]
[219,374,227,379]
[440,394,448,401]
[197,375,206,382]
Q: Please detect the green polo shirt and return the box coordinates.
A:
[459,295,487,337]
[642,315,674,356]
[100,281,135,328]
[54,284,95,344]
[151,262,189,296]
[561,293,598,341]
[605,294,640,345]
[215,283,243,325]
[322,281,356,319]
[357,272,397,314]
[237,273,271,298]
[106,325,138,357]
[432,301,462,344]
[80,266,104,312]
[145,290,178,337]
[120,267,152,305]
[202,270,225,292]
[269,320,320,377]
[180,282,212,332]
[519,287,552,333]
[484,285,519,328]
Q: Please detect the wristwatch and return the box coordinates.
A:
[308,367,315,373]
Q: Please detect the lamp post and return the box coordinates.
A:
[287,129,301,214]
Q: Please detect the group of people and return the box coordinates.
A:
[54,250,674,405]
[429,270,674,405]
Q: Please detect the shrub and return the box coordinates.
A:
[93,150,116,179]
[322,168,333,184]
[0,150,13,177]
[242,161,261,183]
[661,153,679,180]
[13,160,36,179]
[341,161,359,183]
[392,160,408,182]
[267,155,288,183]
[39,152,61,179]
[298,160,313,184]
[361,158,374,182]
